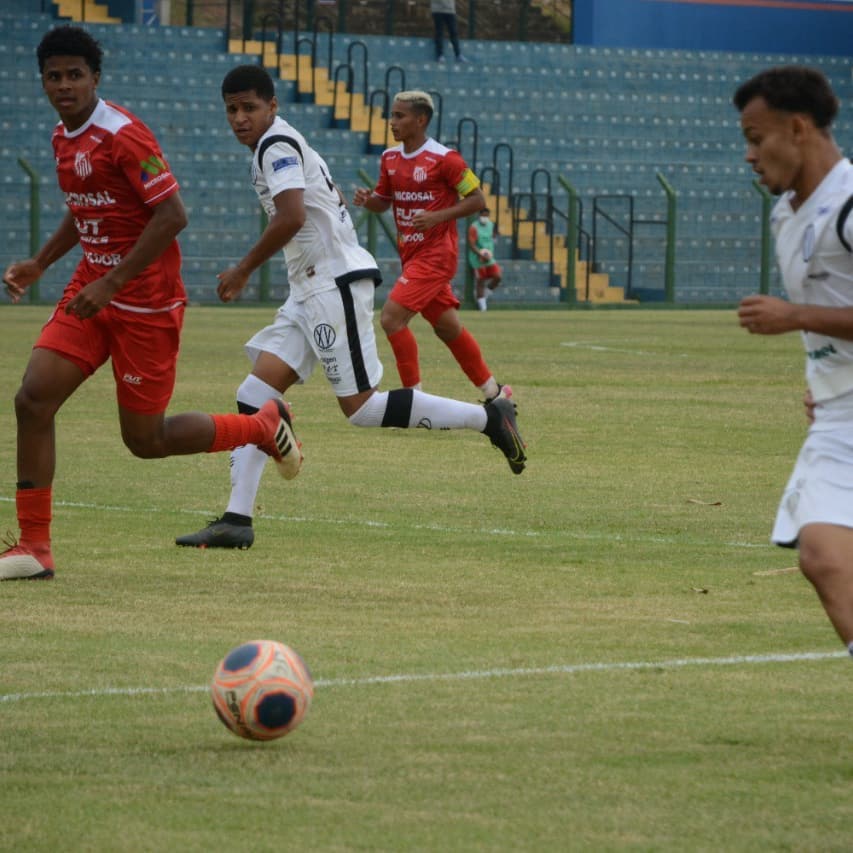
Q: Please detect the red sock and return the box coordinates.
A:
[387,327,421,388]
[17,487,52,548]
[444,327,491,387]
[207,413,266,453]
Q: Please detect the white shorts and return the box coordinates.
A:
[772,428,853,547]
[244,278,383,396]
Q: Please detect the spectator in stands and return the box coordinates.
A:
[430,0,467,63]
[467,206,502,310]
[175,69,526,550]
[353,90,513,405]
[0,26,298,580]
[735,65,853,658]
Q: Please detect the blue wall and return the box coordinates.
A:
[574,0,853,56]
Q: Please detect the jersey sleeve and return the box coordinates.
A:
[112,120,179,206]
[442,150,481,198]
[373,153,393,200]
[261,139,306,198]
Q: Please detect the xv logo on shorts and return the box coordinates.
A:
[314,324,336,351]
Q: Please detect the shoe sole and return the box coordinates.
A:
[0,552,55,580]
[176,538,253,550]
[263,400,303,480]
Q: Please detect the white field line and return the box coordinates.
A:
[0,496,772,550]
[0,651,844,705]
[560,341,688,358]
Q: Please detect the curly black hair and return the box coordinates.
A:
[37,25,103,74]
[733,66,838,129]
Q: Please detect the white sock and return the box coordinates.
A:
[349,389,487,431]
[479,376,499,400]
[477,297,487,311]
[225,375,281,518]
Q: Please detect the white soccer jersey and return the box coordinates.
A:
[771,157,853,402]
[251,116,380,301]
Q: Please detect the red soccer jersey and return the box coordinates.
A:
[52,98,185,309]
[373,138,480,280]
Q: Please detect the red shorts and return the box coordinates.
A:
[389,259,460,325]
[476,262,502,280]
[36,283,185,415]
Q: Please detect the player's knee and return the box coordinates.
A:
[798,535,845,588]
[121,430,166,459]
[14,385,58,426]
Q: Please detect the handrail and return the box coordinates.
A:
[656,172,677,303]
[752,178,772,295]
[557,175,579,303]
[331,63,354,128]
[314,15,335,80]
[295,35,316,101]
[17,158,41,304]
[346,40,369,99]
[492,142,514,208]
[384,65,406,99]
[455,117,478,175]
[428,89,443,143]
[366,89,390,153]
[259,12,281,71]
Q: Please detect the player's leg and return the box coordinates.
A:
[487,263,502,291]
[426,297,506,402]
[446,13,463,59]
[339,279,523,470]
[1,289,111,580]
[432,13,444,60]
[798,523,853,651]
[380,291,421,389]
[109,305,297,471]
[0,347,89,580]
[475,269,488,311]
[347,388,526,473]
[175,352,302,549]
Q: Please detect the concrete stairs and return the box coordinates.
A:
[481,183,632,304]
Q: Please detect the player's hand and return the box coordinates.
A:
[411,209,442,231]
[217,266,250,303]
[65,276,119,319]
[804,388,816,425]
[352,187,371,207]
[737,294,796,335]
[3,259,42,303]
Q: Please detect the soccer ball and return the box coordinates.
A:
[211,640,314,741]
[480,248,493,262]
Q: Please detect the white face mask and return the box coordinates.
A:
[479,216,489,224]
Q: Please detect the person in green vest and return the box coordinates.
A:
[467,207,502,311]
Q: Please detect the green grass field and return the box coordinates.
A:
[1,305,850,852]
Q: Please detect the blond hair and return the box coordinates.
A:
[393,89,434,121]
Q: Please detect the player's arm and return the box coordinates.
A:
[739,294,853,339]
[217,188,305,303]
[353,186,391,214]
[467,222,480,251]
[3,211,78,302]
[64,192,187,319]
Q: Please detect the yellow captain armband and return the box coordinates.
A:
[455,168,480,197]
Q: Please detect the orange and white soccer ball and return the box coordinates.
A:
[480,248,493,262]
[211,640,313,741]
